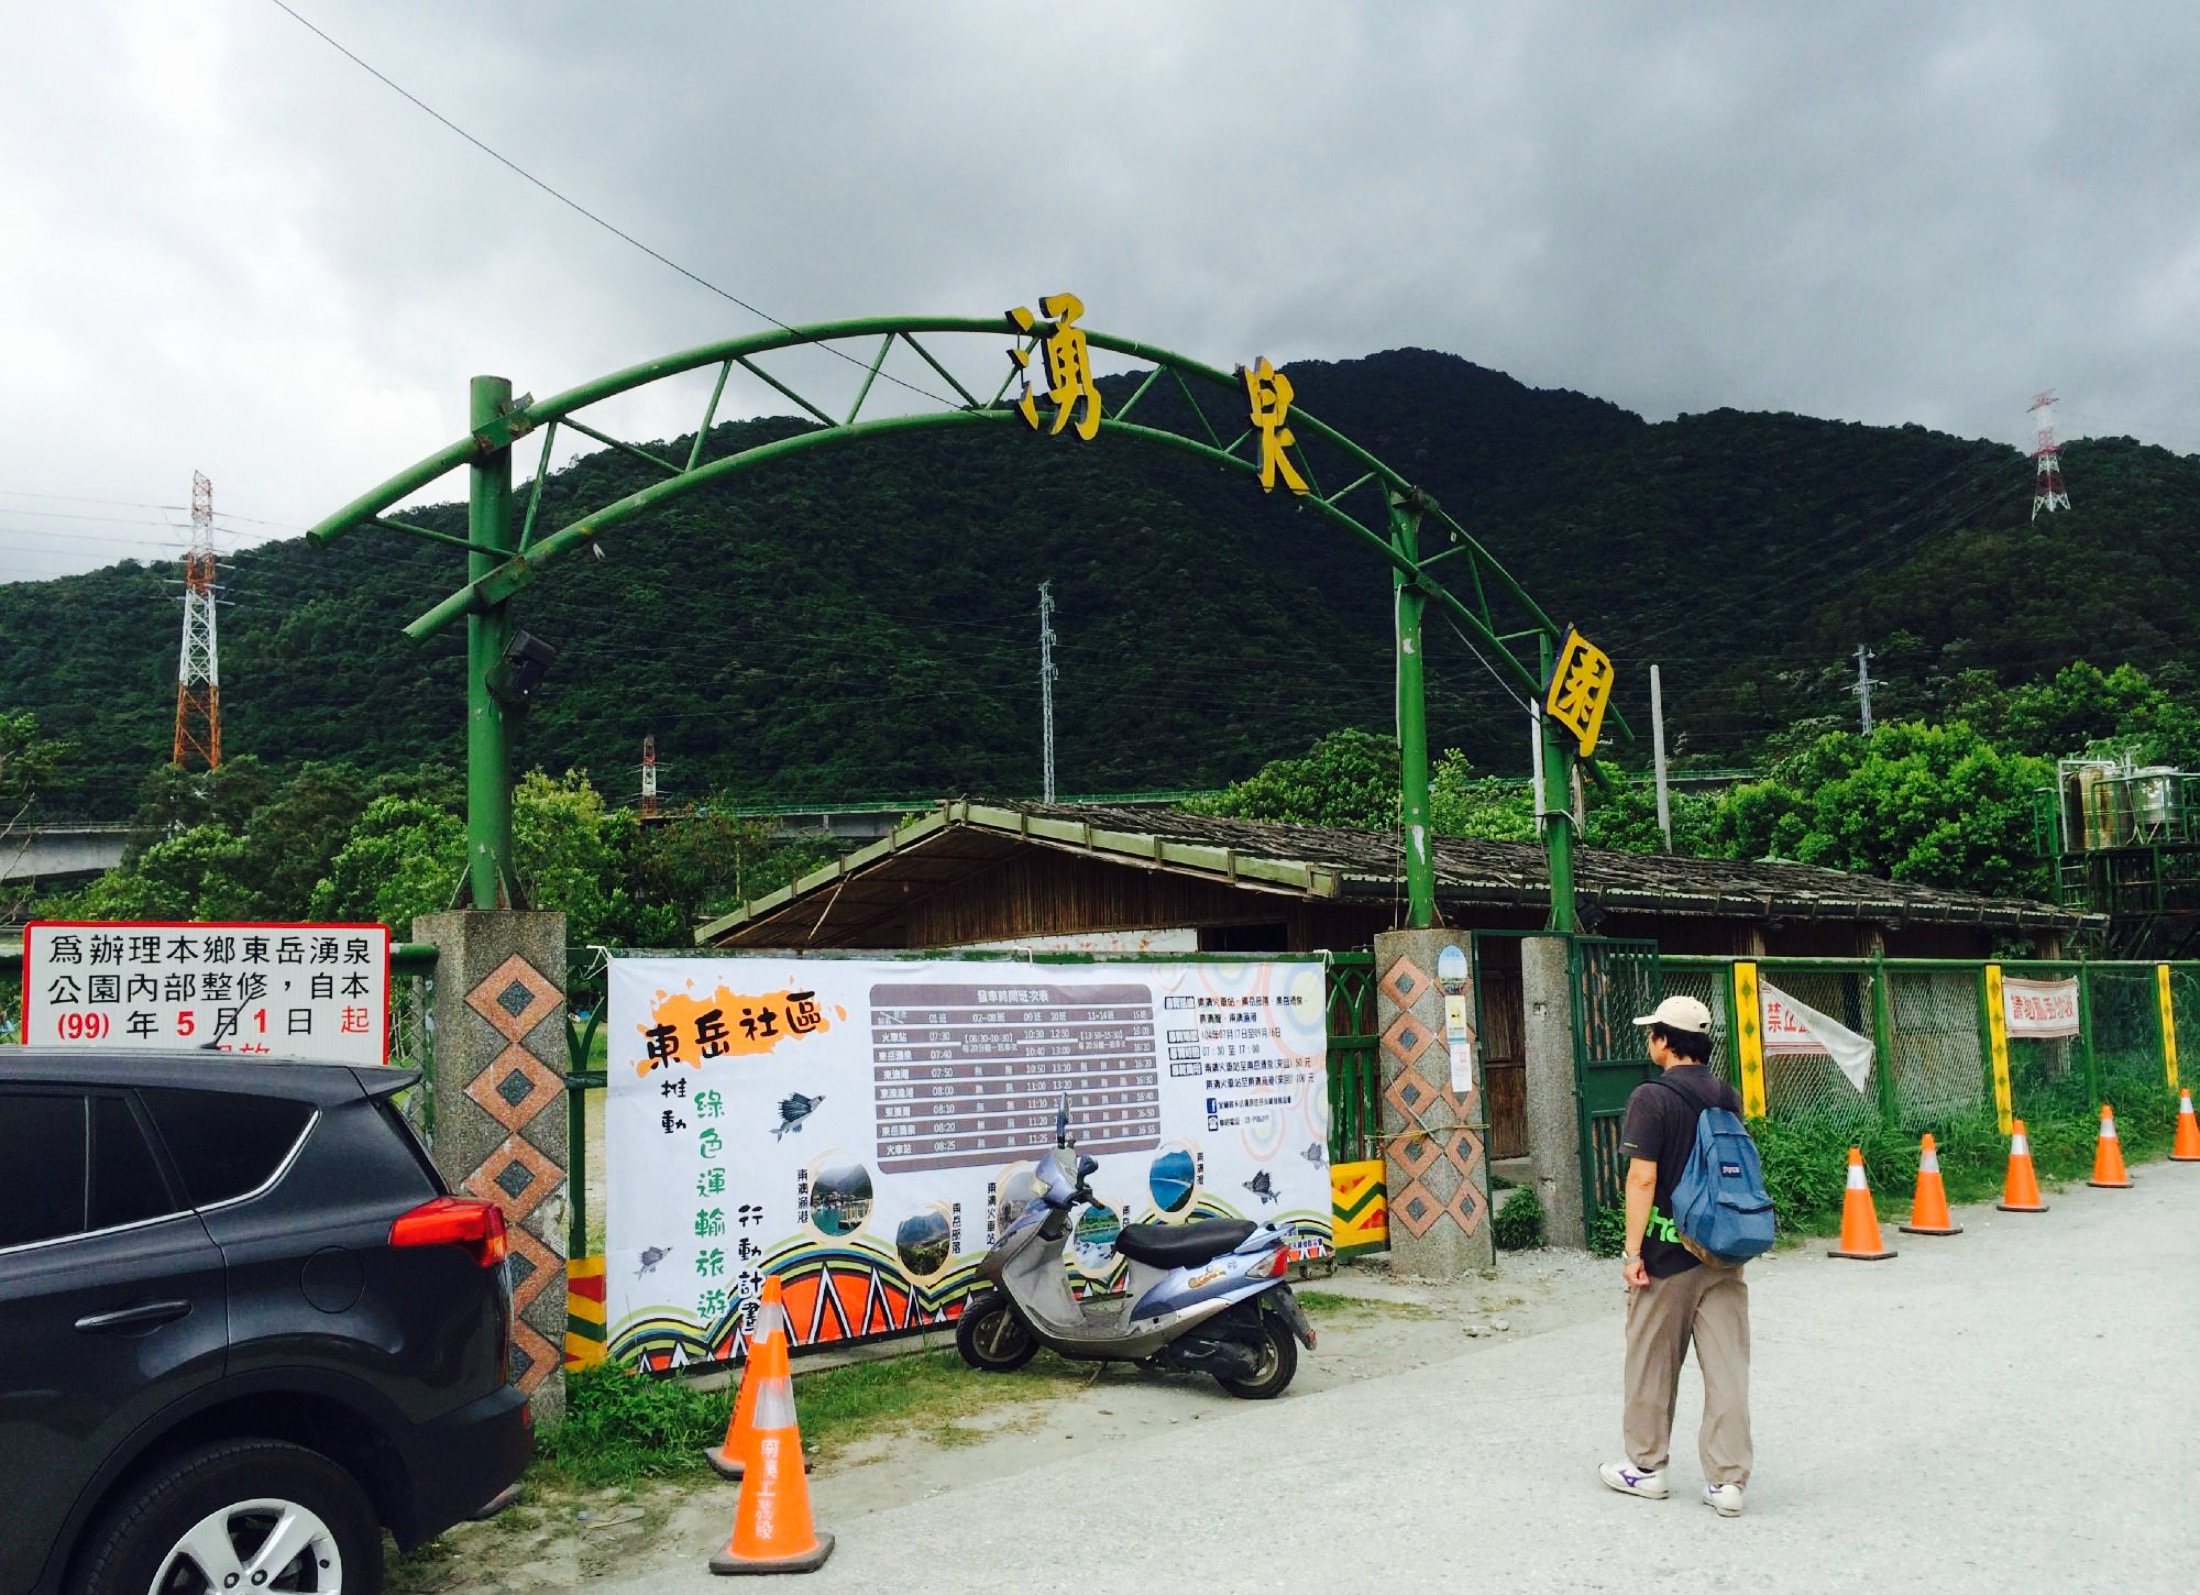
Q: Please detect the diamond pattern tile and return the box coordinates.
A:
[466,954,560,1044]
[464,1042,563,1132]
[1389,1177,1441,1239]
[509,1316,558,1395]
[505,1218,559,1317]
[1381,1010,1435,1066]
[1377,957,1431,1013]
[464,1133,564,1223]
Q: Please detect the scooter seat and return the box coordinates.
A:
[1114,1219,1257,1269]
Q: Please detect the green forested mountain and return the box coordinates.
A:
[4,346,2195,818]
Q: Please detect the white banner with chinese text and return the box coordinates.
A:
[603,954,1330,1368]
[1759,981,1876,1095]
[2001,975,2082,1039]
[22,921,390,1063]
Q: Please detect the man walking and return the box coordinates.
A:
[1598,994,1752,1517]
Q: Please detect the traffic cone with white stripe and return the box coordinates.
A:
[705,1276,782,1480]
[1997,1119,2048,1212]
[1898,1133,1962,1236]
[1828,1147,1897,1260]
[708,1289,832,1576]
[2087,1103,2133,1189]
[2170,1090,2200,1161]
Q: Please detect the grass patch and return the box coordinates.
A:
[1297,1289,1435,1319]
[535,1364,728,1488]
[538,1347,1089,1488]
[792,1347,1085,1458]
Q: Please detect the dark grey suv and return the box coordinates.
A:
[1,1052,532,1595]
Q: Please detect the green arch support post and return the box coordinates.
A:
[306,313,1617,931]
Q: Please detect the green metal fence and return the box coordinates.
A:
[1666,955,2189,1139]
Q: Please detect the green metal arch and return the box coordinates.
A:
[307,315,1558,693]
[306,312,1601,929]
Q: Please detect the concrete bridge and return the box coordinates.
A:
[1,824,130,885]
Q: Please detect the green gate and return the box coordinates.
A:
[1570,936,1663,1236]
[1326,951,1381,1164]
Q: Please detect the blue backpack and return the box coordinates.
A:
[1655,1076,1776,1265]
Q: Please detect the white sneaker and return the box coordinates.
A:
[1702,1483,1745,1517]
[1599,1460,1669,1499]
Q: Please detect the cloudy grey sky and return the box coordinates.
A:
[4,0,2197,582]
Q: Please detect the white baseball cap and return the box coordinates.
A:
[1632,995,1713,1034]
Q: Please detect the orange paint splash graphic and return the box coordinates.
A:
[636,987,831,1075]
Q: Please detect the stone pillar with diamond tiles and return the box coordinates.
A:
[415,909,570,1424]
[1373,929,1493,1277]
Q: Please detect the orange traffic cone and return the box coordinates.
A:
[705,1277,775,1480]
[1997,1119,2048,1212]
[708,1294,832,1576]
[1898,1133,1963,1236]
[2171,1090,2200,1162]
[2087,1103,2133,1189]
[1828,1147,1897,1260]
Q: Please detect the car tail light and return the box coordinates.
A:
[390,1196,508,1267]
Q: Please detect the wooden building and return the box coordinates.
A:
[697,800,2089,1160]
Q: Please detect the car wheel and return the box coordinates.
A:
[1215,1314,1297,1400]
[71,1439,380,1595]
[955,1290,1038,1372]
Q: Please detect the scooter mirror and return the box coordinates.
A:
[1055,1092,1071,1148]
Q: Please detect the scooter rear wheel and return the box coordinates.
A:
[956,1290,1039,1372]
[1215,1314,1297,1400]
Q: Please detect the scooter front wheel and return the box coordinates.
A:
[1215,1313,1297,1400]
[956,1290,1039,1372]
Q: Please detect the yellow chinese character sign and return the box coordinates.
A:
[1543,627,1615,756]
[1005,292,1102,441]
[1240,357,1309,496]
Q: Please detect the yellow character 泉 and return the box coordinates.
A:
[1241,357,1309,496]
[1543,627,1615,756]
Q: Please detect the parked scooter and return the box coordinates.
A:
[955,1103,1315,1399]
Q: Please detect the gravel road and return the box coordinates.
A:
[596,1170,2198,1595]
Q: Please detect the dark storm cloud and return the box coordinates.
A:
[4,0,2196,579]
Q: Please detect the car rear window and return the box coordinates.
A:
[138,1087,315,1207]
[0,1092,88,1249]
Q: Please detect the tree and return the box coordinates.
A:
[308,796,466,932]
[1712,721,2051,897]
[1186,729,1401,829]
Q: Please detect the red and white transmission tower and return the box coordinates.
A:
[171,471,222,768]
[2028,390,2071,520]
[639,735,661,820]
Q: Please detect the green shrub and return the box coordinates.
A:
[1586,1206,1627,1258]
[1493,1185,1546,1250]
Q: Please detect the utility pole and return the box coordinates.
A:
[1038,581,1058,804]
[1650,663,1672,851]
[171,471,222,769]
[639,735,660,821]
[1852,644,1879,737]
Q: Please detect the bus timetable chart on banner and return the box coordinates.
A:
[871,983,1160,1172]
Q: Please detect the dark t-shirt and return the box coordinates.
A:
[1618,1064,1743,1278]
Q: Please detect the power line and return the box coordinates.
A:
[263,0,957,413]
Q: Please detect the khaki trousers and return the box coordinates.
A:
[1623,1263,1751,1486]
